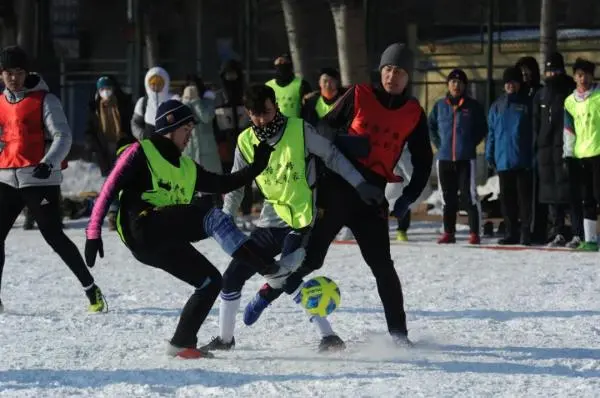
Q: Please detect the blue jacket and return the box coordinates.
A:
[429,95,487,161]
[486,93,534,171]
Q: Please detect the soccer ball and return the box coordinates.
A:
[299,276,341,317]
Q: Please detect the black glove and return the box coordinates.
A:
[32,163,52,179]
[356,182,384,206]
[252,141,275,172]
[85,238,104,268]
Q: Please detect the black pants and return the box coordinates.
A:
[128,204,223,348]
[437,160,480,234]
[530,172,549,243]
[498,169,533,237]
[270,173,408,335]
[222,226,305,294]
[579,155,600,221]
[548,203,583,239]
[397,210,411,232]
[0,183,94,295]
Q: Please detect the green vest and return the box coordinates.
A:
[265,77,302,118]
[115,139,197,242]
[315,96,334,118]
[237,117,313,228]
[564,91,600,159]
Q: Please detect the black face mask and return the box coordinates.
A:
[275,63,294,82]
[252,111,285,141]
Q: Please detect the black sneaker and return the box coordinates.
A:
[318,335,346,352]
[200,336,235,351]
[497,236,519,245]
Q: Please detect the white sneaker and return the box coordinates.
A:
[566,236,582,249]
[547,234,566,247]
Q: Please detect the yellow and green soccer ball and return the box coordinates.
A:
[299,276,341,317]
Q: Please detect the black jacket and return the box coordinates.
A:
[533,74,576,204]
[85,79,134,175]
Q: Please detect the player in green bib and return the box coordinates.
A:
[264,54,311,118]
[301,68,345,127]
[201,84,384,353]
[84,100,301,360]
[563,58,600,251]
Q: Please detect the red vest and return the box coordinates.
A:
[0,91,67,169]
[348,84,422,182]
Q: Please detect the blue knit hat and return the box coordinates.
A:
[154,99,195,135]
[96,76,112,90]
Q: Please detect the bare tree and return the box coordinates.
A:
[328,0,369,86]
[16,0,35,53]
[540,0,557,65]
[0,0,16,47]
[280,0,314,79]
[141,1,159,68]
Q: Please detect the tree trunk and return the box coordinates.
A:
[16,0,35,54]
[280,0,315,81]
[0,0,17,48]
[539,0,556,66]
[329,0,369,86]
[142,4,159,68]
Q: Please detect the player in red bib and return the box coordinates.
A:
[0,46,105,314]
[244,43,433,350]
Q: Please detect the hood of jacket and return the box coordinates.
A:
[3,73,49,103]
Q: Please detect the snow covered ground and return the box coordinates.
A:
[1,219,599,397]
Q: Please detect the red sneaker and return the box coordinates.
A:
[437,232,456,244]
[468,232,481,245]
[167,344,215,359]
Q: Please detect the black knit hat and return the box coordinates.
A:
[378,43,412,71]
[0,46,29,71]
[544,52,565,72]
[154,100,196,135]
[503,66,523,84]
[572,58,595,75]
[447,69,468,85]
[319,67,340,81]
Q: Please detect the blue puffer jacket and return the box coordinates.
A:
[429,95,487,161]
[485,93,534,172]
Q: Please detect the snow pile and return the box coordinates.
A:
[61,160,105,196]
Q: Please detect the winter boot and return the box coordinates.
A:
[200,336,235,351]
[483,221,495,237]
[520,230,531,246]
[437,232,456,244]
[468,232,481,245]
[318,335,346,352]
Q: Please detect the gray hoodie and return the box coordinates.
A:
[223,119,365,228]
[0,73,72,188]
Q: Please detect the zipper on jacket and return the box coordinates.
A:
[452,106,457,161]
